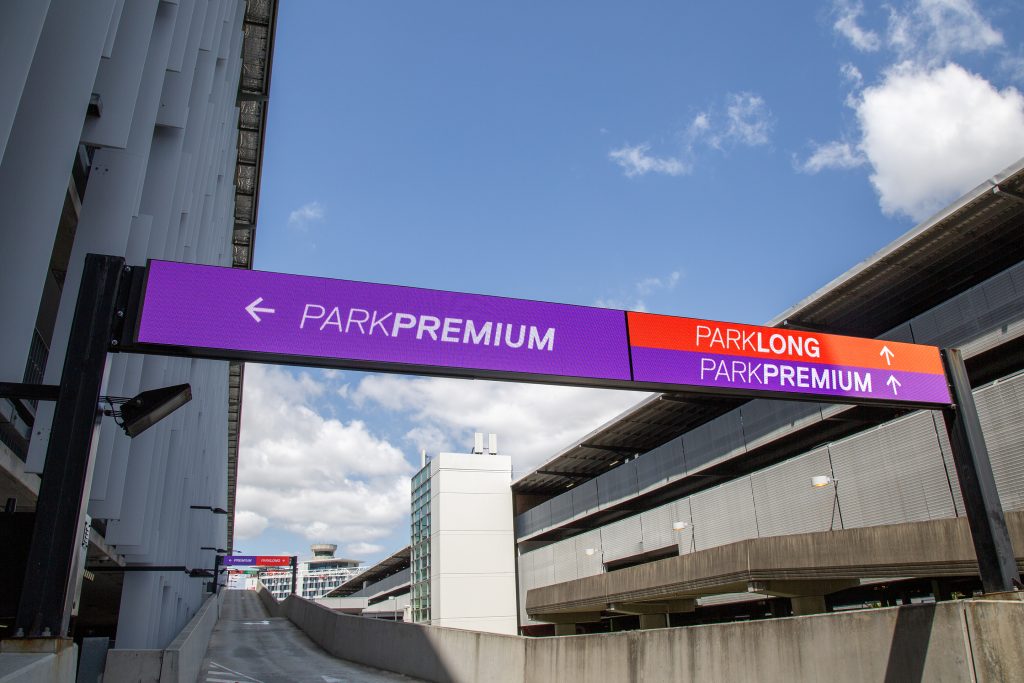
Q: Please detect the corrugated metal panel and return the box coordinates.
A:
[750,446,836,536]
[519,500,551,538]
[740,399,822,452]
[930,412,965,517]
[683,411,746,473]
[529,544,555,590]
[879,322,915,343]
[517,550,534,624]
[600,516,644,562]
[689,477,758,551]
[552,537,579,584]
[636,438,685,493]
[598,460,639,510]
[572,479,599,518]
[574,530,604,578]
[975,373,1024,511]
[641,498,688,553]
[548,490,573,528]
[828,412,956,529]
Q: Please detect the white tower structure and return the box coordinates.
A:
[410,433,517,634]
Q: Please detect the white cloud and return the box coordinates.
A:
[855,62,1024,219]
[886,0,1002,63]
[350,376,645,478]
[237,365,414,545]
[234,510,269,540]
[345,541,384,557]
[722,93,773,147]
[799,141,867,173]
[608,144,688,178]
[834,1,882,51]
[288,201,325,230]
[596,270,682,312]
[840,63,864,87]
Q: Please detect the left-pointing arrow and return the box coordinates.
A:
[245,297,276,323]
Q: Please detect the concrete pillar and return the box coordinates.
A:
[639,613,668,629]
[791,596,827,616]
[554,623,576,636]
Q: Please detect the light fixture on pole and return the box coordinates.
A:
[811,476,842,530]
[190,505,228,514]
[102,383,192,438]
[673,521,696,553]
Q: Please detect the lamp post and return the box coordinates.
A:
[673,521,696,553]
[811,476,843,531]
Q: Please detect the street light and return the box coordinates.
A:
[190,505,228,514]
[811,476,843,530]
[673,521,696,553]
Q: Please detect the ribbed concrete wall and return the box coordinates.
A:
[271,588,1024,683]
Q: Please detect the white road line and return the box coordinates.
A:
[208,661,263,683]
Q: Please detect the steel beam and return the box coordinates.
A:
[942,348,1021,594]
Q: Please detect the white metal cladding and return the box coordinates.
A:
[930,412,966,517]
[0,0,249,648]
[828,412,956,529]
[552,535,579,584]
[689,476,759,551]
[574,530,604,578]
[740,399,823,452]
[682,410,746,473]
[641,498,691,554]
[974,373,1024,511]
[600,515,644,562]
[750,446,837,536]
[597,459,639,510]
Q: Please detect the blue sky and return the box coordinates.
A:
[234,0,1024,564]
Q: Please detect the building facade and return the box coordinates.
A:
[0,0,276,648]
[513,159,1024,634]
[410,435,518,634]
[260,544,363,601]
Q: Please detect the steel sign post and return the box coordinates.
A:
[941,349,1021,593]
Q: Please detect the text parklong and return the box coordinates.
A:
[299,304,556,351]
[700,357,873,393]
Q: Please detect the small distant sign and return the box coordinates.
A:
[222,555,292,567]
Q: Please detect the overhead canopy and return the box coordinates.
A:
[513,158,1024,496]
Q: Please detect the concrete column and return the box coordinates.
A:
[639,613,668,629]
[791,596,827,616]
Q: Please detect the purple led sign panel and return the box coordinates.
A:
[136,260,632,382]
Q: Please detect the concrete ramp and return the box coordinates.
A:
[198,591,419,683]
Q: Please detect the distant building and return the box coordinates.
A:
[410,434,518,634]
[320,546,412,620]
[261,544,363,600]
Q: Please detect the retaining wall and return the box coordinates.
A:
[105,589,225,683]
[272,589,1024,683]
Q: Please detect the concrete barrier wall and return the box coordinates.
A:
[105,590,225,683]
[279,593,1024,683]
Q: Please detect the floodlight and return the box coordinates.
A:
[811,475,836,488]
[672,521,689,531]
[584,548,597,556]
[190,505,228,514]
[104,383,192,438]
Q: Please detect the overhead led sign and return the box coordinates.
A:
[626,312,951,405]
[131,260,951,407]
[222,555,292,567]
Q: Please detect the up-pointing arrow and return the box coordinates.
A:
[880,345,895,365]
[245,297,275,323]
[886,375,902,395]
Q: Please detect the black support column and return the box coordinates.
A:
[15,254,126,637]
[942,347,1021,594]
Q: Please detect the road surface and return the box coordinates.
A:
[198,591,421,683]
